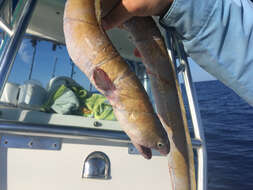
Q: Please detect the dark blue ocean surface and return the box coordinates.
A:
[183,80,253,190]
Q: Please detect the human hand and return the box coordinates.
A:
[102,0,173,30]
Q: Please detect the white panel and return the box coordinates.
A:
[0,106,122,131]
[7,141,171,190]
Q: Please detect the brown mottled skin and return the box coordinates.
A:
[123,17,196,190]
[63,0,170,159]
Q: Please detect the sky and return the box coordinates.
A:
[8,39,92,89]
[6,38,216,90]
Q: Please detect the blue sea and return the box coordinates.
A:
[183,80,253,190]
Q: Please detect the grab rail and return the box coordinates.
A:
[0,121,202,149]
[168,31,208,190]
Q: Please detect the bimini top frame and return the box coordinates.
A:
[0,0,207,190]
[0,0,37,96]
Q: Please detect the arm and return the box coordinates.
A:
[160,0,253,106]
[103,0,253,106]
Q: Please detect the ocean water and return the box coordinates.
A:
[182,80,253,190]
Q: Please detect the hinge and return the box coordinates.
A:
[0,134,61,150]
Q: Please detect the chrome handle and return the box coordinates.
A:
[82,151,111,180]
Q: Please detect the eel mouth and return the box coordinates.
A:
[133,143,152,160]
[133,140,170,159]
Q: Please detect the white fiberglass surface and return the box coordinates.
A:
[7,141,172,190]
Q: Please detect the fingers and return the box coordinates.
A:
[102,0,133,30]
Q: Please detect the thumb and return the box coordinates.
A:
[102,0,133,30]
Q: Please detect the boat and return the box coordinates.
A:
[0,0,207,189]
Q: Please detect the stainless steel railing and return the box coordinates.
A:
[0,121,202,149]
[169,32,208,190]
[0,0,37,97]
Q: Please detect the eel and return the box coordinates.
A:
[123,17,196,190]
[63,0,170,159]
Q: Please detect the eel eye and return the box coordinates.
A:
[157,142,164,148]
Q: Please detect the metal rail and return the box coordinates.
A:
[0,121,129,143]
[170,32,208,190]
[0,0,37,97]
[0,121,202,149]
[0,18,12,36]
[0,141,7,190]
